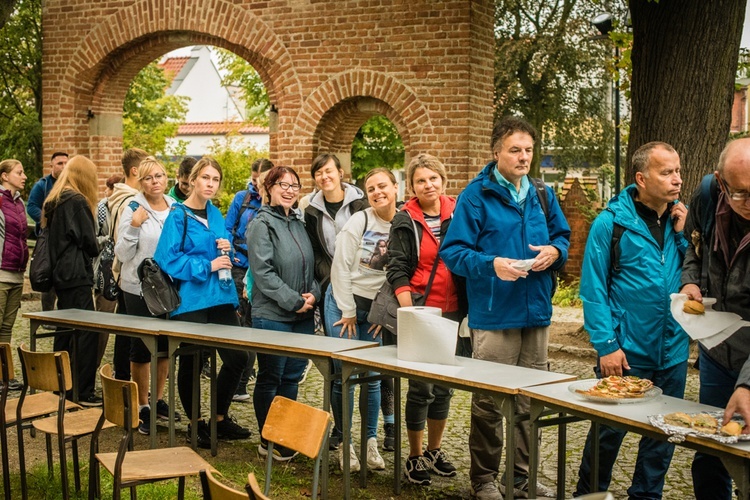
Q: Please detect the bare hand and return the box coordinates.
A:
[493,257,528,281]
[295,292,316,313]
[216,238,231,253]
[671,201,688,233]
[680,284,703,302]
[599,349,630,377]
[130,206,149,227]
[333,316,358,339]
[210,255,232,272]
[367,323,383,339]
[724,386,750,433]
[529,244,560,272]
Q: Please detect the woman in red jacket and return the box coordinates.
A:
[386,154,467,486]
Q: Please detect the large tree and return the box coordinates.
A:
[629,0,746,194]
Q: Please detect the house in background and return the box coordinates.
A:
[159,45,269,156]
[731,77,750,135]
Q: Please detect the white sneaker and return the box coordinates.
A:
[339,444,360,473]
[366,437,385,470]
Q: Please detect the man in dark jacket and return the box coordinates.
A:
[681,137,750,499]
[27,151,67,313]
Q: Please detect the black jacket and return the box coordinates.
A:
[44,191,98,290]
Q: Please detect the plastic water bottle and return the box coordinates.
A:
[218,249,232,289]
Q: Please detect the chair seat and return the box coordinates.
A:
[32,408,114,436]
[96,447,214,482]
[4,392,81,425]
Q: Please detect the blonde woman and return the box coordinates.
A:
[42,155,101,405]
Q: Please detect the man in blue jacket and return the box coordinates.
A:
[440,116,570,499]
[574,142,689,499]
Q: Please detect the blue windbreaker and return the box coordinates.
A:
[581,184,689,370]
[224,183,262,269]
[440,162,570,330]
[154,202,239,317]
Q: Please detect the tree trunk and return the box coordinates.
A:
[628,0,745,195]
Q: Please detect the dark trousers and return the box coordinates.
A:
[54,286,99,398]
[113,293,131,381]
[692,347,737,500]
[172,305,248,420]
[232,266,256,393]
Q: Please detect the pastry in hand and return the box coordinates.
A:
[692,413,718,433]
[683,300,705,315]
[663,412,693,428]
[721,421,743,436]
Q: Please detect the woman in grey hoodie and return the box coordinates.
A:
[114,157,178,434]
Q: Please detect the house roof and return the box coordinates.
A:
[559,176,600,203]
[158,56,198,94]
[177,121,269,135]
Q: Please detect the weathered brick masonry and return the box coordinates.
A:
[41,0,495,195]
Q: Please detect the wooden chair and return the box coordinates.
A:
[245,473,269,500]
[199,468,250,500]
[260,396,332,500]
[16,344,107,500]
[89,364,213,500]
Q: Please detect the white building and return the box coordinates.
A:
[160,45,269,156]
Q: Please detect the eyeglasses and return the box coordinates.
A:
[720,177,750,202]
[142,173,166,183]
[275,181,301,192]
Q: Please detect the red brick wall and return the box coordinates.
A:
[41,0,494,195]
[559,178,597,279]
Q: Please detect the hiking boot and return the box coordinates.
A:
[403,455,431,486]
[138,407,151,435]
[187,420,211,449]
[423,448,457,477]
[79,394,103,407]
[155,399,181,422]
[470,480,501,500]
[215,415,251,440]
[259,439,298,462]
[338,443,360,472]
[383,422,395,451]
[366,437,385,470]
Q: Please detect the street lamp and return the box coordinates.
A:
[591,12,622,195]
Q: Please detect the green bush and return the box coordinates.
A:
[205,135,269,214]
[552,278,582,308]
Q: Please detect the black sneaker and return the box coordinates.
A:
[215,415,251,440]
[201,359,211,379]
[138,406,151,435]
[186,420,211,449]
[259,439,298,462]
[403,455,431,486]
[383,422,395,451]
[6,379,23,391]
[79,394,103,407]
[423,448,457,477]
[155,399,181,422]
[328,430,342,451]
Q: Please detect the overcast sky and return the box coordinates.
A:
[743,4,750,48]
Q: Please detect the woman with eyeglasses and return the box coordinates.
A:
[114,157,178,434]
[246,165,321,461]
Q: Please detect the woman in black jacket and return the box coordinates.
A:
[42,155,102,406]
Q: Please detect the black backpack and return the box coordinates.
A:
[29,224,53,292]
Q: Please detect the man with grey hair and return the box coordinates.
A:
[681,137,750,499]
[574,141,689,498]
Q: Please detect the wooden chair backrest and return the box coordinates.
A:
[245,473,269,500]
[0,343,12,383]
[261,396,331,459]
[18,344,72,392]
[99,364,139,429]
[199,469,248,500]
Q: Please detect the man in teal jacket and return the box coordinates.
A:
[574,142,689,499]
[440,116,570,499]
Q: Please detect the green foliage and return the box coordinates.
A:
[552,278,582,307]
[351,115,404,181]
[206,135,269,214]
[215,48,270,126]
[737,48,750,81]
[122,62,189,158]
[0,0,42,189]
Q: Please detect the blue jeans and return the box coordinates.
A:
[575,362,688,499]
[692,347,737,500]
[324,285,381,440]
[252,317,315,434]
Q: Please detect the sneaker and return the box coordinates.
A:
[299,360,313,384]
[403,455,431,486]
[138,406,151,435]
[259,439,298,462]
[5,379,23,391]
[382,422,395,451]
[328,430,342,451]
[215,415,251,440]
[186,420,211,449]
[79,394,103,407]
[155,399,181,422]
[366,437,385,470]
[201,359,211,379]
[232,390,251,402]
[247,373,257,386]
[338,444,360,473]
[470,480,501,500]
[499,475,555,499]
[423,448,457,477]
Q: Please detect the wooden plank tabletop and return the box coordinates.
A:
[333,345,576,395]
[24,309,163,336]
[522,380,750,459]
